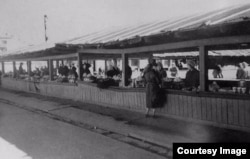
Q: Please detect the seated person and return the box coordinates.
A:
[98,67,103,75]
[19,62,25,75]
[34,67,41,76]
[132,67,141,79]
[209,81,220,92]
[80,63,91,80]
[169,63,179,77]
[242,62,250,79]
[236,62,248,79]
[63,65,69,77]
[184,60,199,91]
[113,65,121,77]
[106,64,120,78]
[68,64,78,82]
[71,64,78,80]
[212,64,223,78]
[41,66,49,76]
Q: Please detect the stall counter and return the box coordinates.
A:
[1,77,250,131]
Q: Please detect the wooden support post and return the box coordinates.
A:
[1,62,5,75]
[55,60,59,75]
[56,60,59,69]
[49,59,54,81]
[13,61,16,78]
[104,60,107,72]
[93,60,96,72]
[122,53,128,87]
[77,53,83,81]
[27,61,31,79]
[199,46,208,92]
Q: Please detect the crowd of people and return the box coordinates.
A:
[12,59,250,91]
[57,63,78,82]
[4,59,250,118]
[14,63,49,79]
[55,61,133,85]
[212,62,250,80]
[32,66,49,77]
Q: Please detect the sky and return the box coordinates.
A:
[0,0,250,49]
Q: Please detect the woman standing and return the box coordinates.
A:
[144,60,161,117]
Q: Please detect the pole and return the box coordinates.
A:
[104,60,107,73]
[93,60,96,72]
[13,61,16,78]
[1,62,5,75]
[77,53,83,81]
[44,15,48,42]
[199,46,208,91]
[49,59,54,81]
[122,54,128,87]
[27,61,31,80]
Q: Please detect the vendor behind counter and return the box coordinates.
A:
[106,64,120,78]
[80,63,91,79]
[183,60,200,91]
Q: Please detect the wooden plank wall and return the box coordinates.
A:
[161,93,250,128]
[80,83,146,111]
[1,78,250,129]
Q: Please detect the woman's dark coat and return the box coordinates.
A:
[144,69,161,108]
[185,68,199,88]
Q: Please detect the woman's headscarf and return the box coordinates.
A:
[187,60,196,68]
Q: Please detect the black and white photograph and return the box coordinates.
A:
[1,0,250,158]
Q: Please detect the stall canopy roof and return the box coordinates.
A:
[1,3,250,60]
[1,42,55,57]
[63,3,250,45]
[154,49,250,57]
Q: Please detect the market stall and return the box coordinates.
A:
[1,4,250,131]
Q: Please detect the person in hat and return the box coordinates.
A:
[143,59,161,117]
[184,60,199,90]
